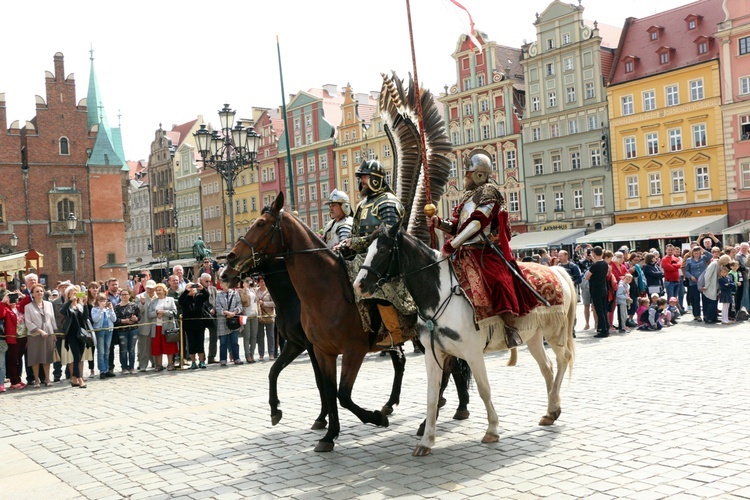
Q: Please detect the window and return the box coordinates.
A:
[741,115,750,139]
[481,125,490,140]
[649,173,662,196]
[532,96,540,111]
[209,206,214,218]
[546,63,554,76]
[59,137,70,155]
[381,145,389,158]
[585,82,595,99]
[368,148,375,160]
[452,131,460,146]
[508,191,519,212]
[740,36,750,55]
[466,129,475,142]
[354,151,361,164]
[498,151,515,172]
[320,183,329,200]
[567,86,576,102]
[647,133,659,155]
[343,179,349,192]
[671,169,685,193]
[625,61,635,74]
[741,77,750,95]
[309,185,317,202]
[463,78,472,91]
[625,137,636,159]
[534,157,544,176]
[60,247,74,272]
[319,154,328,170]
[693,124,707,148]
[464,102,473,114]
[563,33,570,45]
[554,192,564,212]
[669,128,682,152]
[341,153,348,167]
[593,187,603,207]
[666,85,679,106]
[660,52,669,64]
[477,74,485,87]
[651,31,658,41]
[698,41,708,55]
[547,38,555,50]
[480,99,489,112]
[552,154,561,173]
[548,92,557,107]
[588,116,598,130]
[294,118,300,130]
[57,199,75,221]
[496,121,505,137]
[536,194,546,213]
[696,166,710,190]
[589,147,601,167]
[296,159,304,175]
[690,79,704,101]
[308,157,316,172]
[565,58,573,71]
[532,128,541,141]
[741,162,750,189]
[310,214,319,232]
[643,90,656,111]
[351,130,356,139]
[621,95,634,116]
[550,123,559,138]
[688,20,696,30]
[626,175,639,198]
[573,189,583,210]
[568,120,578,134]
[297,186,305,203]
[571,151,581,170]
[449,160,457,178]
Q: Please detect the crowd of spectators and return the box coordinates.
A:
[0,261,278,393]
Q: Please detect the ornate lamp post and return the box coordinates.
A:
[194,104,261,247]
[66,213,78,284]
[10,232,18,249]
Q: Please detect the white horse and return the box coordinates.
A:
[354,224,576,456]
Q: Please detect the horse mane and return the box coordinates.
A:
[267,206,337,260]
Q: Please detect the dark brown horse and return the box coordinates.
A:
[221,193,468,451]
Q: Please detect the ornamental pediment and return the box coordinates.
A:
[621,163,640,173]
[644,160,662,170]
[666,156,686,167]
[690,152,710,163]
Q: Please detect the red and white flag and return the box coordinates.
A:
[448,0,482,54]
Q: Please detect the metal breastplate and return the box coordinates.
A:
[323,218,351,248]
[457,198,494,246]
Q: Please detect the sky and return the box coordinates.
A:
[1,0,694,162]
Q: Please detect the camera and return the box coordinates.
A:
[8,292,19,304]
[190,283,200,289]
[138,273,146,279]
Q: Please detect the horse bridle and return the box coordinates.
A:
[234,207,285,270]
[359,230,402,289]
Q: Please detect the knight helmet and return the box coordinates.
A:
[327,189,351,216]
[464,153,493,186]
[356,159,388,194]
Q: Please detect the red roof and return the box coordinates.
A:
[610,0,722,86]
[170,118,199,148]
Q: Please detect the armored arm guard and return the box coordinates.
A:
[336,217,353,241]
[449,202,494,249]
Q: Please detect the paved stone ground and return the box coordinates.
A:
[2,305,750,499]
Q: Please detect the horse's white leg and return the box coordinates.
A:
[525,331,559,425]
[414,346,445,456]
[465,351,499,444]
[543,334,570,425]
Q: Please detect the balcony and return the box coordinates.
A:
[48,220,89,237]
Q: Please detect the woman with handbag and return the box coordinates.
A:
[178,283,209,369]
[62,286,88,388]
[215,286,242,366]
[238,280,258,363]
[147,284,179,371]
[24,284,57,388]
[256,277,276,361]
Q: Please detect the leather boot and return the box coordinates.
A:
[502,313,523,348]
[375,304,405,348]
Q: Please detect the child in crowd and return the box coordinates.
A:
[718,266,737,325]
[639,297,667,331]
[635,297,650,329]
[616,274,632,332]
[666,297,681,325]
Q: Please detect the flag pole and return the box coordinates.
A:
[277,35,296,210]
[405,0,437,248]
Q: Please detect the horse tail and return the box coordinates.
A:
[452,356,473,391]
[561,268,577,380]
[506,347,518,367]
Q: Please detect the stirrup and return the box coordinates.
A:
[505,326,523,348]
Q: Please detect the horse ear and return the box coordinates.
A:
[273,192,285,212]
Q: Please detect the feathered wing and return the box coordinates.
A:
[379,72,452,246]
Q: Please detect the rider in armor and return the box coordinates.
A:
[322,189,353,249]
[340,159,408,348]
[427,153,540,348]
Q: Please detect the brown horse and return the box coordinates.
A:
[222,192,403,452]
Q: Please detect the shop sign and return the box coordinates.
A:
[539,222,572,231]
[615,204,726,223]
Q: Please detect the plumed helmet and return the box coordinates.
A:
[327,189,351,216]
[356,159,387,193]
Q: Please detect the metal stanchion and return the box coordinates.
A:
[177,314,185,370]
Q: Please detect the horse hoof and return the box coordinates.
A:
[381,405,394,416]
[453,409,470,420]
[438,397,447,409]
[538,416,555,426]
[271,410,283,426]
[551,408,562,420]
[375,411,390,428]
[314,441,335,452]
[416,424,425,437]
[412,445,432,456]
[481,433,499,443]
[311,420,327,430]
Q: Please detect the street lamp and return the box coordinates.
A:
[194,104,261,246]
[10,233,18,249]
[66,213,78,284]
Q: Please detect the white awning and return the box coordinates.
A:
[722,220,750,236]
[511,228,586,250]
[576,215,727,244]
[0,252,27,274]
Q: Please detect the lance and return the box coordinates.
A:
[405,0,438,249]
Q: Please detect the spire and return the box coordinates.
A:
[87,45,109,130]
